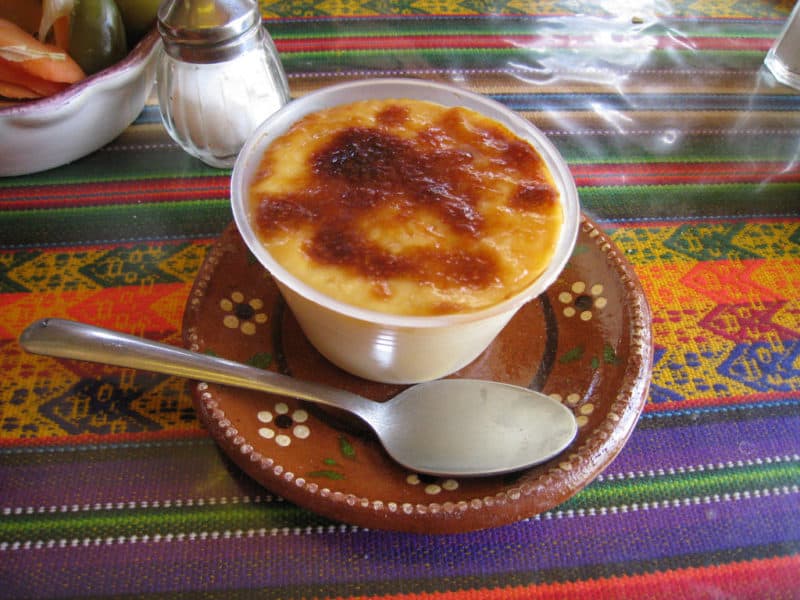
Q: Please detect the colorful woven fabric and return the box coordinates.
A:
[1,1,799,597]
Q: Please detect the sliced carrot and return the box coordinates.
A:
[52,15,69,50]
[0,18,84,84]
[0,57,67,97]
[0,80,42,99]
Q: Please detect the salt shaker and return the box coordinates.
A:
[156,0,290,168]
[764,2,800,90]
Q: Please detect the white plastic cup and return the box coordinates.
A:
[231,79,580,384]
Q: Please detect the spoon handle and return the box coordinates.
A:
[19,318,382,423]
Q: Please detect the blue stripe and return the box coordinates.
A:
[134,105,164,125]
[641,399,800,419]
[491,93,800,112]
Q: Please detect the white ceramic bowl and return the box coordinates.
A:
[0,28,161,177]
[231,79,580,383]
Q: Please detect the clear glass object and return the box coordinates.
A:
[156,0,290,168]
[764,2,800,90]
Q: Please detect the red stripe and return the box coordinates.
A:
[276,34,772,53]
[571,161,791,176]
[0,176,230,211]
[570,161,800,186]
[644,390,799,413]
[347,555,800,599]
[574,172,799,186]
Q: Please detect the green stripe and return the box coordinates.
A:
[265,16,782,40]
[561,460,800,511]
[577,183,800,219]
[279,47,770,74]
[0,130,220,187]
[554,135,800,165]
[0,201,231,248]
[0,502,333,543]
[0,153,223,189]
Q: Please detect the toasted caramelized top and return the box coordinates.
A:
[249,99,563,316]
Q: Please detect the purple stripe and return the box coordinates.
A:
[0,441,263,508]
[2,493,797,597]
[606,415,800,475]
[3,416,797,509]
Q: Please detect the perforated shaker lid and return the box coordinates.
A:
[157,0,262,62]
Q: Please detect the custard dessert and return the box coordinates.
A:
[248,98,564,316]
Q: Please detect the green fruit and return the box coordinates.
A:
[114,0,161,45]
[69,0,128,75]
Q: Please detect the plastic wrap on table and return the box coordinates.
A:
[273,10,800,224]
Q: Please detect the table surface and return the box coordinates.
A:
[2,1,799,598]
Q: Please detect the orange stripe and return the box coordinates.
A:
[0,284,191,340]
[0,428,208,449]
[644,390,798,413]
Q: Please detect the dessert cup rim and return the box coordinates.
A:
[231,78,580,329]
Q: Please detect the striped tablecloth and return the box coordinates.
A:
[2,1,799,597]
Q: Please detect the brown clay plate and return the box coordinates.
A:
[183,215,652,533]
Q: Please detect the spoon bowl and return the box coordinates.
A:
[19,318,577,477]
[374,379,578,476]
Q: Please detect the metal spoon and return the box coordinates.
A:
[19,318,577,477]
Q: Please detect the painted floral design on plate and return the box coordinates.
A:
[183,216,652,533]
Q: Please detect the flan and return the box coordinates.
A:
[248,98,563,316]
